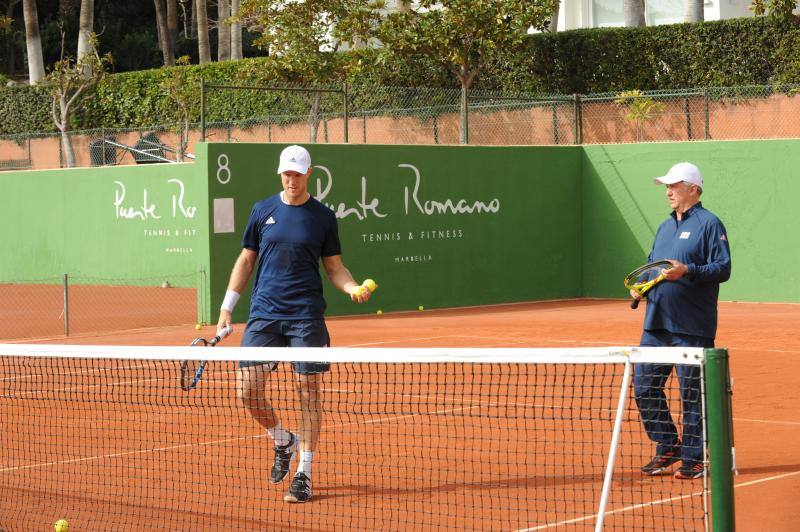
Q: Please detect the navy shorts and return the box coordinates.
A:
[240,318,331,374]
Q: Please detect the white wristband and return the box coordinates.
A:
[220,290,240,312]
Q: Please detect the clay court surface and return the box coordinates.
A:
[1,299,798,530]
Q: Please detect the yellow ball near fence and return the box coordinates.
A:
[377,310,383,315]
[54,519,68,532]
[195,323,203,330]
[418,305,424,311]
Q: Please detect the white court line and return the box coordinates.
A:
[733,417,800,426]
[514,469,800,531]
[0,404,479,474]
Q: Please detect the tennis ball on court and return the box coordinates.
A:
[195,323,203,330]
[54,519,68,532]
[418,305,424,311]
[362,279,378,293]
[377,310,383,315]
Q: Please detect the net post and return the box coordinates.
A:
[62,273,70,336]
[705,348,735,531]
[594,358,633,531]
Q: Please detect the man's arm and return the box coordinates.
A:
[322,254,371,303]
[663,221,731,283]
[216,248,258,331]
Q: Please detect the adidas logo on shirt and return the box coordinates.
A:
[265,216,276,225]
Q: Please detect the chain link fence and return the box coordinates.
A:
[3,84,800,171]
[0,271,207,340]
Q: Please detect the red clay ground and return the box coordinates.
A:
[1,299,797,531]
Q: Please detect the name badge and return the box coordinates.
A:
[680,231,691,239]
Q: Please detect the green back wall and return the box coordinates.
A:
[204,143,582,320]
[582,140,800,303]
[0,162,207,286]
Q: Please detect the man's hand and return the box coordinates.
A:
[217,310,232,335]
[346,283,372,303]
[663,260,689,281]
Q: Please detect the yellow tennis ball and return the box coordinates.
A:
[354,285,367,297]
[362,279,378,293]
[195,323,203,330]
[376,309,382,315]
[54,519,68,532]
[418,305,424,311]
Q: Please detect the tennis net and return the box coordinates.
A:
[0,344,733,531]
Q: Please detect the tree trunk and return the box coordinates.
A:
[77,0,94,78]
[190,0,197,38]
[623,0,646,27]
[167,0,178,52]
[196,0,211,63]
[56,96,76,167]
[308,92,322,143]
[230,0,242,60]
[154,0,174,66]
[217,0,230,61]
[22,0,44,84]
[548,0,560,32]
[684,0,704,22]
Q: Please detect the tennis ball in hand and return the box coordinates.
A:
[362,279,378,293]
[54,519,68,532]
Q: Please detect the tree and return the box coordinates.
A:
[684,0,704,22]
[154,0,175,66]
[230,0,242,59]
[378,0,557,144]
[22,0,44,83]
[240,0,378,142]
[161,55,196,162]
[47,33,111,167]
[750,0,797,18]
[623,0,646,27]
[167,0,179,50]
[77,0,94,76]
[614,90,665,142]
[196,0,210,63]
[217,0,230,60]
[548,0,559,32]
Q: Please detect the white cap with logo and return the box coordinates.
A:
[653,162,703,187]
[277,145,311,175]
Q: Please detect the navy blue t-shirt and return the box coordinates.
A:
[643,203,731,339]
[242,194,341,319]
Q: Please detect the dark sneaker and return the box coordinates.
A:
[674,462,704,480]
[269,432,297,484]
[641,449,680,476]
[284,472,312,503]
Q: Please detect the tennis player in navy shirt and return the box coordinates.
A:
[631,162,731,480]
[216,145,371,503]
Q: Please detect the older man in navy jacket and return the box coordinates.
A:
[631,162,732,480]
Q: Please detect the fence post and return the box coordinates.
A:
[704,88,710,140]
[705,348,735,531]
[63,273,70,336]
[552,102,559,145]
[200,78,206,142]
[685,97,692,141]
[342,81,349,143]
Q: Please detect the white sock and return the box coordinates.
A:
[296,450,313,476]
[267,423,292,448]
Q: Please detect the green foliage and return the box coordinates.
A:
[0,85,51,135]
[750,0,799,18]
[4,15,800,135]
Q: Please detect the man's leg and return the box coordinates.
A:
[239,319,296,484]
[673,364,705,479]
[634,362,681,474]
[283,319,330,503]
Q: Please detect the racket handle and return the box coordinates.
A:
[210,325,233,345]
[631,298,640,309]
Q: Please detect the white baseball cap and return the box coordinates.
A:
[653,162,703,187]
[277,145,311,174]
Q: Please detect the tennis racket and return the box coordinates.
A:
[179,325,232,391]
[623,260,673,309]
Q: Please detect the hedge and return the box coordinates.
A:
[1,15,799,136]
